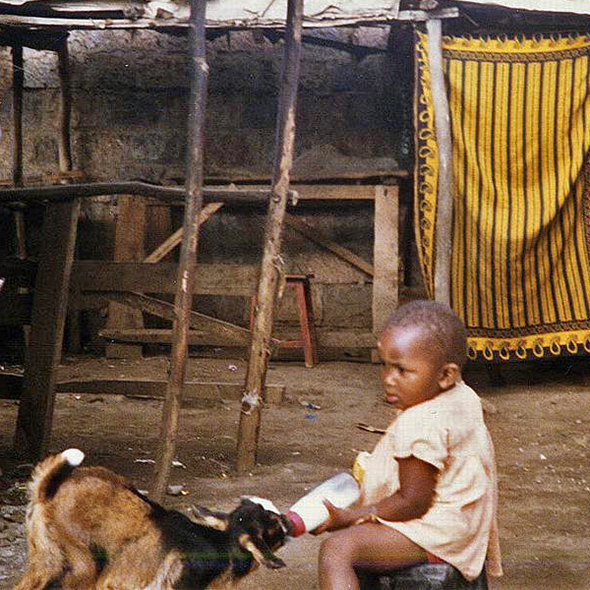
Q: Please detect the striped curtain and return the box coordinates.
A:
[414,33,590,360]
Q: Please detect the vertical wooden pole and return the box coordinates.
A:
[151,0,208,502]
[12,45,23,189]
[12,45,26,259]
[236,0,304,474]
[426,18,453,306]
[57,37,73,175]
[372,184,399,345]
[13,199,80,461]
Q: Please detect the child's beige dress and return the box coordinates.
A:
[355,381,503,581]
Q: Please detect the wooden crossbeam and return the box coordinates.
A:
[144,202,224,263]
[69,261,259,297]
[99,291,255,347]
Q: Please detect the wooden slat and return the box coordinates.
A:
[247,184,382,200]
[285,213,374,276]
[99,291,253,346]
[14,199,80,461]
[70,261,259,296]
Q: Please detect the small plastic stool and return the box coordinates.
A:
[357,563,488,590]
[249,274,318,368]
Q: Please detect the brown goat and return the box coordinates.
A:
[16,449,292,589]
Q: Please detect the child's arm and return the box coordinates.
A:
[311,455,437,534]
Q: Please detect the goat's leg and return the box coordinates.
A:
[59,541,99,589]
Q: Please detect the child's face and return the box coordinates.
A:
[378,324,450,410]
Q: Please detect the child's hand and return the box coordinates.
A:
[309,500,355,535]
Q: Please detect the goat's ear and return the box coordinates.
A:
[190,505,229,531]
[238,533,286,569]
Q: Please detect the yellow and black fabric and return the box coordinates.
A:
[414,33,590,361]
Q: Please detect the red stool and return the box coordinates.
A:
[249,274,318,368]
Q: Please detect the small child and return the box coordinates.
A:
[314,300,502,589]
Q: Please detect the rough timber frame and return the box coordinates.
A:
[0,0,457,493]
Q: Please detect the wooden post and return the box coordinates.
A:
[13,199,80,461]
[426,18,453,306]
[12,45,23,189]
[105,195,146,359]
[151,0,208,502]
[12,45,26,259]
[57,37,73,174]
[236,0,304,474]
[372,184,399,351]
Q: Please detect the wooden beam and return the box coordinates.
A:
[11,45,27,261]
[69,262,259,297]
[99,291,255,347]
[0,182,296,206]
[13,199,80,461]
[144,202,224,263]
[427,18,454,306]
[57,38,73,174]
[12,45,23,189]
[152,0,208,502]
[237,0,304,474]
[285,213,374,276]
[372,185,399,361]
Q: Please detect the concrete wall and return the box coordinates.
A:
[0,27,419,350]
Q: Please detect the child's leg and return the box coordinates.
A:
[318,523,427,590]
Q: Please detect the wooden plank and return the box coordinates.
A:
[144,202,224,263]
[99,291,254,346]
[14,199,80,461]
[285,213,374,276]
[248,184,381,200]
[427,19,453,306]
[99,327,375,348]
[106,195,147,359]
[57,38,73,174]
[372,185,399,336]
[70,262,259,296]
[0,375,284,405]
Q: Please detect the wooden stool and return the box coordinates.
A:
[357,564,488,590]
[249,274,318,368]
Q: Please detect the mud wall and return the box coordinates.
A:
[0,27,418,349]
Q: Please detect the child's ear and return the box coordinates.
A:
[438,363,460,390]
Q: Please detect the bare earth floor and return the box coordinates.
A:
[1,355,590,589]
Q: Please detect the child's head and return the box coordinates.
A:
[378,300,467,410]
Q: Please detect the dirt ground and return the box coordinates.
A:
[1,353,590,589]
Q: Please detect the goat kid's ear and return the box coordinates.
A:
[190,505,230,531]
[238,533,286,569]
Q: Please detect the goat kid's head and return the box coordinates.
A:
[191,498,292,569]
